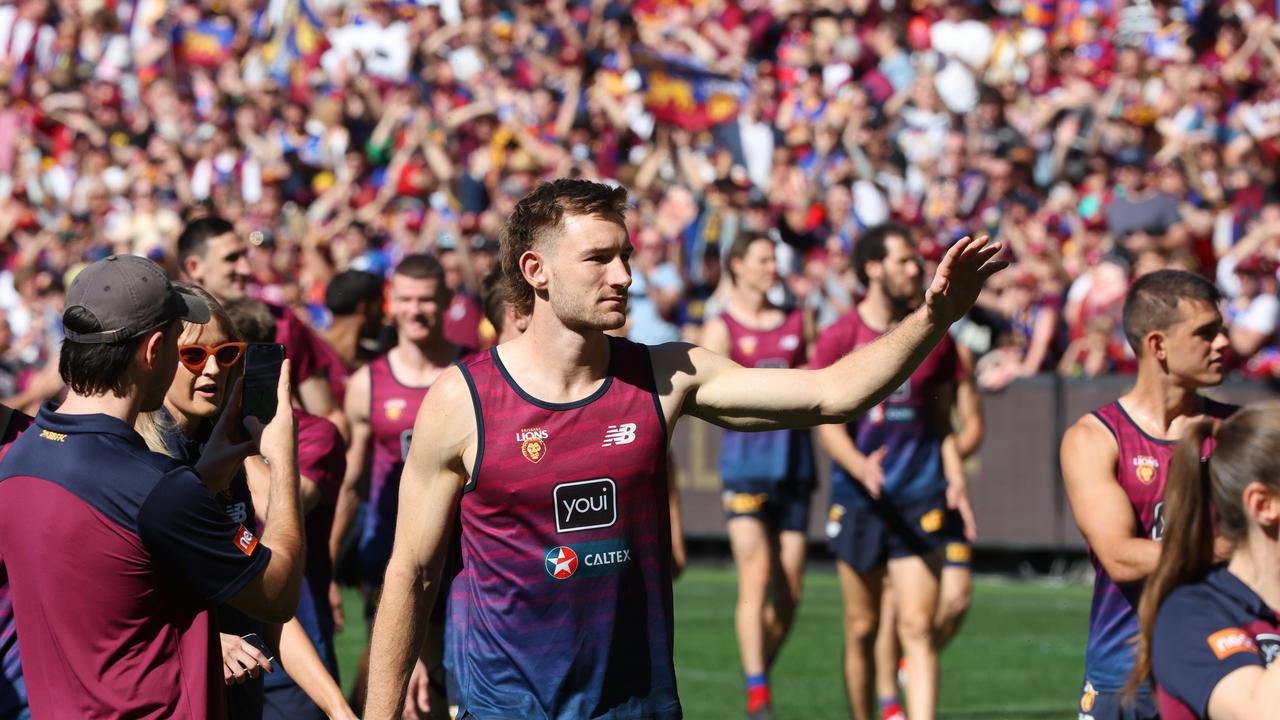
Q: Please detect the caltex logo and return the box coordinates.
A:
[545,546,579,580]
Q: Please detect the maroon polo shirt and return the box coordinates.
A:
[0,405,269,719]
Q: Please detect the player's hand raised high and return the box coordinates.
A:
[924,236,1006,326]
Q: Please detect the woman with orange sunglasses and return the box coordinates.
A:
[135,284,356,720]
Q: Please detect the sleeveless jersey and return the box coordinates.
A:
[719,309,815,487]
[449,337,681,719]
[1084,398,1237,692]
[360,353,433,580]
[811,309,962,506]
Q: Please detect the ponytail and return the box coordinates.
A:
[1127,418,1217,697]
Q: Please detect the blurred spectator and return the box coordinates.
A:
[6,0,1280,390]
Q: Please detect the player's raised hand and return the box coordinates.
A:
[924,235,1006,326]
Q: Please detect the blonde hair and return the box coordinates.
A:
[135,284,241,456]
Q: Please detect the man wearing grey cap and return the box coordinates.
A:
[0,255,305,718]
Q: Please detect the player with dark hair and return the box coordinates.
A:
[814,223,977,720]
[1131,403,1280,719]
[337,254,468,714]
[178,216,348,438]
[1062,269,1235,719]
[700,232,815,720]
[323,270,386,372]
[363,179,1003,719]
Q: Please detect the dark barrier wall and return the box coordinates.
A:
[673,375,1275,550]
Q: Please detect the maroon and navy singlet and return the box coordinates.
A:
[1083,398,1237,694]
[359,353,433,585]
[449,336,681,719]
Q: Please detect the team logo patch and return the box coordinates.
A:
[945,542,972,565]
[235,524,259,556]
[517,427,549,464]
[601,423,637,447]
[1133,455,1159,485]
[779,334,800,351]
[383,398,408,422]
[737,335,758,356]
[723,491,767,515]
[826,504,846,539]
[543,539,632,580]
[920,508,944,534]
[545,546,579,579]
[554,478,617,533]
[1080,681,1096,713]
[1207,627,1258,660]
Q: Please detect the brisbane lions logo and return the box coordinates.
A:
[383,398,408,422]
[517,427,549,464]
[1133,455,1159,485]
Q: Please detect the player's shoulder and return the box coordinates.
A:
[1061,411,1118,456]
[427,364,477,412]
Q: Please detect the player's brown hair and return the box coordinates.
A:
[395,253,447,285]
[1121,269,1220,357]
[499,179,628,315]
[1129,404,1280,697]
[724,232,773,285]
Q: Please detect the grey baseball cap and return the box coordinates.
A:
[63,255,210,344]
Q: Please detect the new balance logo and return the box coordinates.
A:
[601,423,637,447]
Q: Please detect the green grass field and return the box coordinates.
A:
[335,566,1092,718]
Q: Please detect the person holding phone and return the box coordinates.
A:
[0,255,304,718]
[134,288,355,720]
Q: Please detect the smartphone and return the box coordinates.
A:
[240,633,275,664]
[242,343,285,425]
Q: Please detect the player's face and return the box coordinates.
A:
[164,318,239,422]
[736,239,778,294]
[189,233,251,302]
[390,274,449,344]
[1160,299,1228,387]
[876,236,924,308]
[544,214,632,331]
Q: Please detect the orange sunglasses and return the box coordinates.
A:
[178,342,247,373]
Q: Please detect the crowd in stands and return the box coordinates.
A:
[5,0,1280,406]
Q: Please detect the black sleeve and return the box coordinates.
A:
[137,468,272,606]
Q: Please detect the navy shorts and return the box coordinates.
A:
[941,508,972,569]
[1078,680,1157,720]
[722,482,813,533]
[826,493,961,574]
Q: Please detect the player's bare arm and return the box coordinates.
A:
[1061,416,1160,584]
[653,236,1004,432]
[953,347,983,459]
[364,366,475,720]
[331,366,373,571]
[935,382,976,541]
